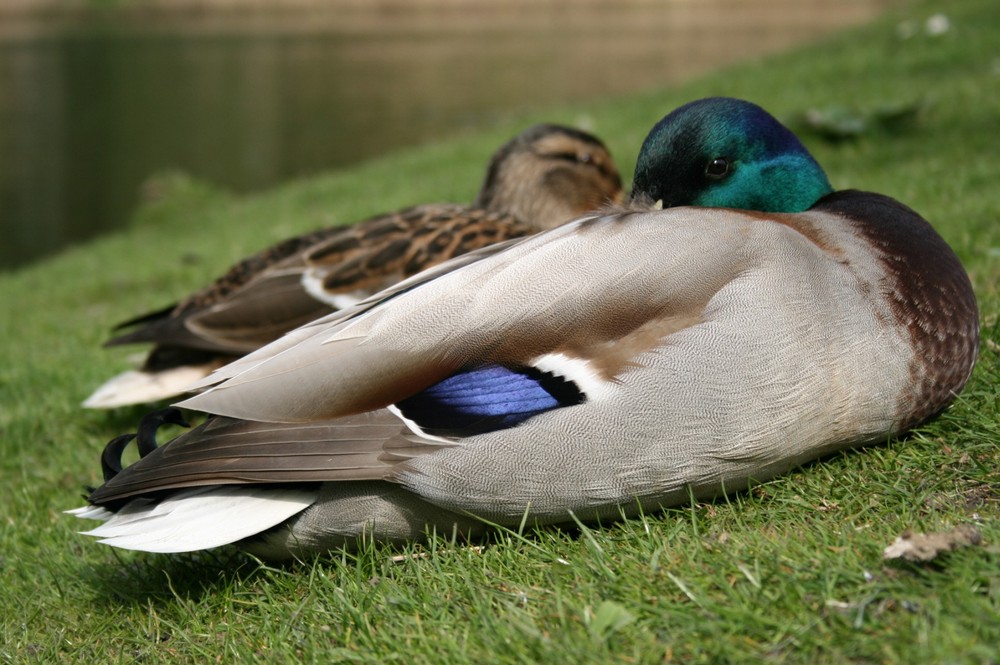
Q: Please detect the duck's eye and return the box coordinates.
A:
[550,151,593,166]
[706,157,730,179]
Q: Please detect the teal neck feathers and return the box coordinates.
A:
[631,97,833,213]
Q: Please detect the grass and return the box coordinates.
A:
[2,0,999,662]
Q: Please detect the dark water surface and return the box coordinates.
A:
[0,1,892,269]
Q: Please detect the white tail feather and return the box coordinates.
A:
[65,505,115,521]
[82,365,217,409]
[73,486,317,553]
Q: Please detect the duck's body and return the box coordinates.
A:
[83,124,623,409]
[71,98,979,558]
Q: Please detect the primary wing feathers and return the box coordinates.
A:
[105,228,340,351]
[183,268,332,352]
[183,235,539,392]
[87,410,441,505]
[180,208,761,423]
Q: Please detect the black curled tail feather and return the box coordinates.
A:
[97,408,191,484]
[137,408,190,457]
[101,434,136,482]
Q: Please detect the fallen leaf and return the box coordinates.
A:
[882,524,982,562]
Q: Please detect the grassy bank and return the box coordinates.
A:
[1,0,998,662]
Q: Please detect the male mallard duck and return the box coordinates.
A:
[70,97,979,558]
[82,124,623,409]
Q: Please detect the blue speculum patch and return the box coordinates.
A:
[394,364,585,437]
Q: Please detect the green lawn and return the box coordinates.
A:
[2,0,998,662]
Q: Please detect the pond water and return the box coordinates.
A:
[0,1,893,270]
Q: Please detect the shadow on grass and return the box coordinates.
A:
[77,546,264,607]
[73,517,587,608]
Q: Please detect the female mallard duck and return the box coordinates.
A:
[70,97,979,558]
[82,124,623,409]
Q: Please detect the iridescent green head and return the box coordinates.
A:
[631,97,833,213]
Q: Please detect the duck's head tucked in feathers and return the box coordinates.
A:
[631,97,833,212]
[70,97,979,559]
[476,123,624,228]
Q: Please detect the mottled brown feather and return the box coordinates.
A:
[307,205,536,294]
